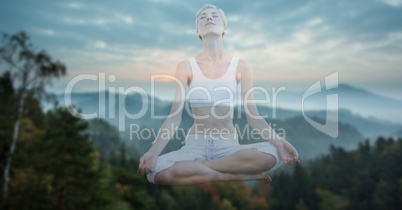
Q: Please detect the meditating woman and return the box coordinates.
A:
[137,4,300,185]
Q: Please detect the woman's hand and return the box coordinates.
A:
[137,152,158,176]
[273,139,300,165]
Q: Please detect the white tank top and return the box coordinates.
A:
[188,56,239,108]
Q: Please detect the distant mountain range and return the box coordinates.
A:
[254,83,402,124]
[55,83,402,159]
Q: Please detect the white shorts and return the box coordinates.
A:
[146,133,283,184]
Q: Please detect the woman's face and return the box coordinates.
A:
[197,8,226,39]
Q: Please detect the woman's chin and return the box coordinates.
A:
[200,32,223,39]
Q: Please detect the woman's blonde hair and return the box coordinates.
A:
[195,4,228,40]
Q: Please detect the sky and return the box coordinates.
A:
[1,0,402,100]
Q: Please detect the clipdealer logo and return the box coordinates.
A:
[63,72,339,138]
[301,72,339,138]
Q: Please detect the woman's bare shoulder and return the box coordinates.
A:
[176,59,191,68]
[175,59,192,79]
[237,58,252,73]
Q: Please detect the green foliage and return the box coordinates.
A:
[86,118,124,164]
[0,31,66,96]
[112,166,156,210]
[264,137,402,210]
[3,102,402,210]
[212,182,252,209]
[0,72,17,166]
[315,188,349,210]
[1,43,401,210]
[1,105,117,209]
[1,31,68,209]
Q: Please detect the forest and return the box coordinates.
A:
[1,32,401,210]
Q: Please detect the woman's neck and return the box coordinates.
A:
[200,35,226,64]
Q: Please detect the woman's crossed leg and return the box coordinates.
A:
[154,148,275,185]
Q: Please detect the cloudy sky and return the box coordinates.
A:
[1,0,402,100]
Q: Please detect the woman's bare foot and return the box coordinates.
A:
[196,159,272,182]
[273,140,300,165]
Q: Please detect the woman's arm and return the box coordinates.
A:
[138,60,189,175]
[238,59,284,144]
[239,59,300,165]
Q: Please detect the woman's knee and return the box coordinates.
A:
[256,152,277,171]
[154,172,168,185]
[154,170,173,185]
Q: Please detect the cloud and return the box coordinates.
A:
[93,40,107,48]
[380,0,402,7]
[1,0,402,95]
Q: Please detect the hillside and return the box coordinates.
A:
[254,83,402,124]
[55,84,402,159]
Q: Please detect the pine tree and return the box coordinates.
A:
[0,32,66,207]
[32,107,115,210]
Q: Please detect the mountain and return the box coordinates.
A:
[254,83,402,124]
[54,83,402,159]
[304,109,401,139]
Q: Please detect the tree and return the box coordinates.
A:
[32,107,115,210]
[0,31,66,207]
[315,188,349,210]
[86,119,123,164]
[0,72,15,174]
[112,166,154,210]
